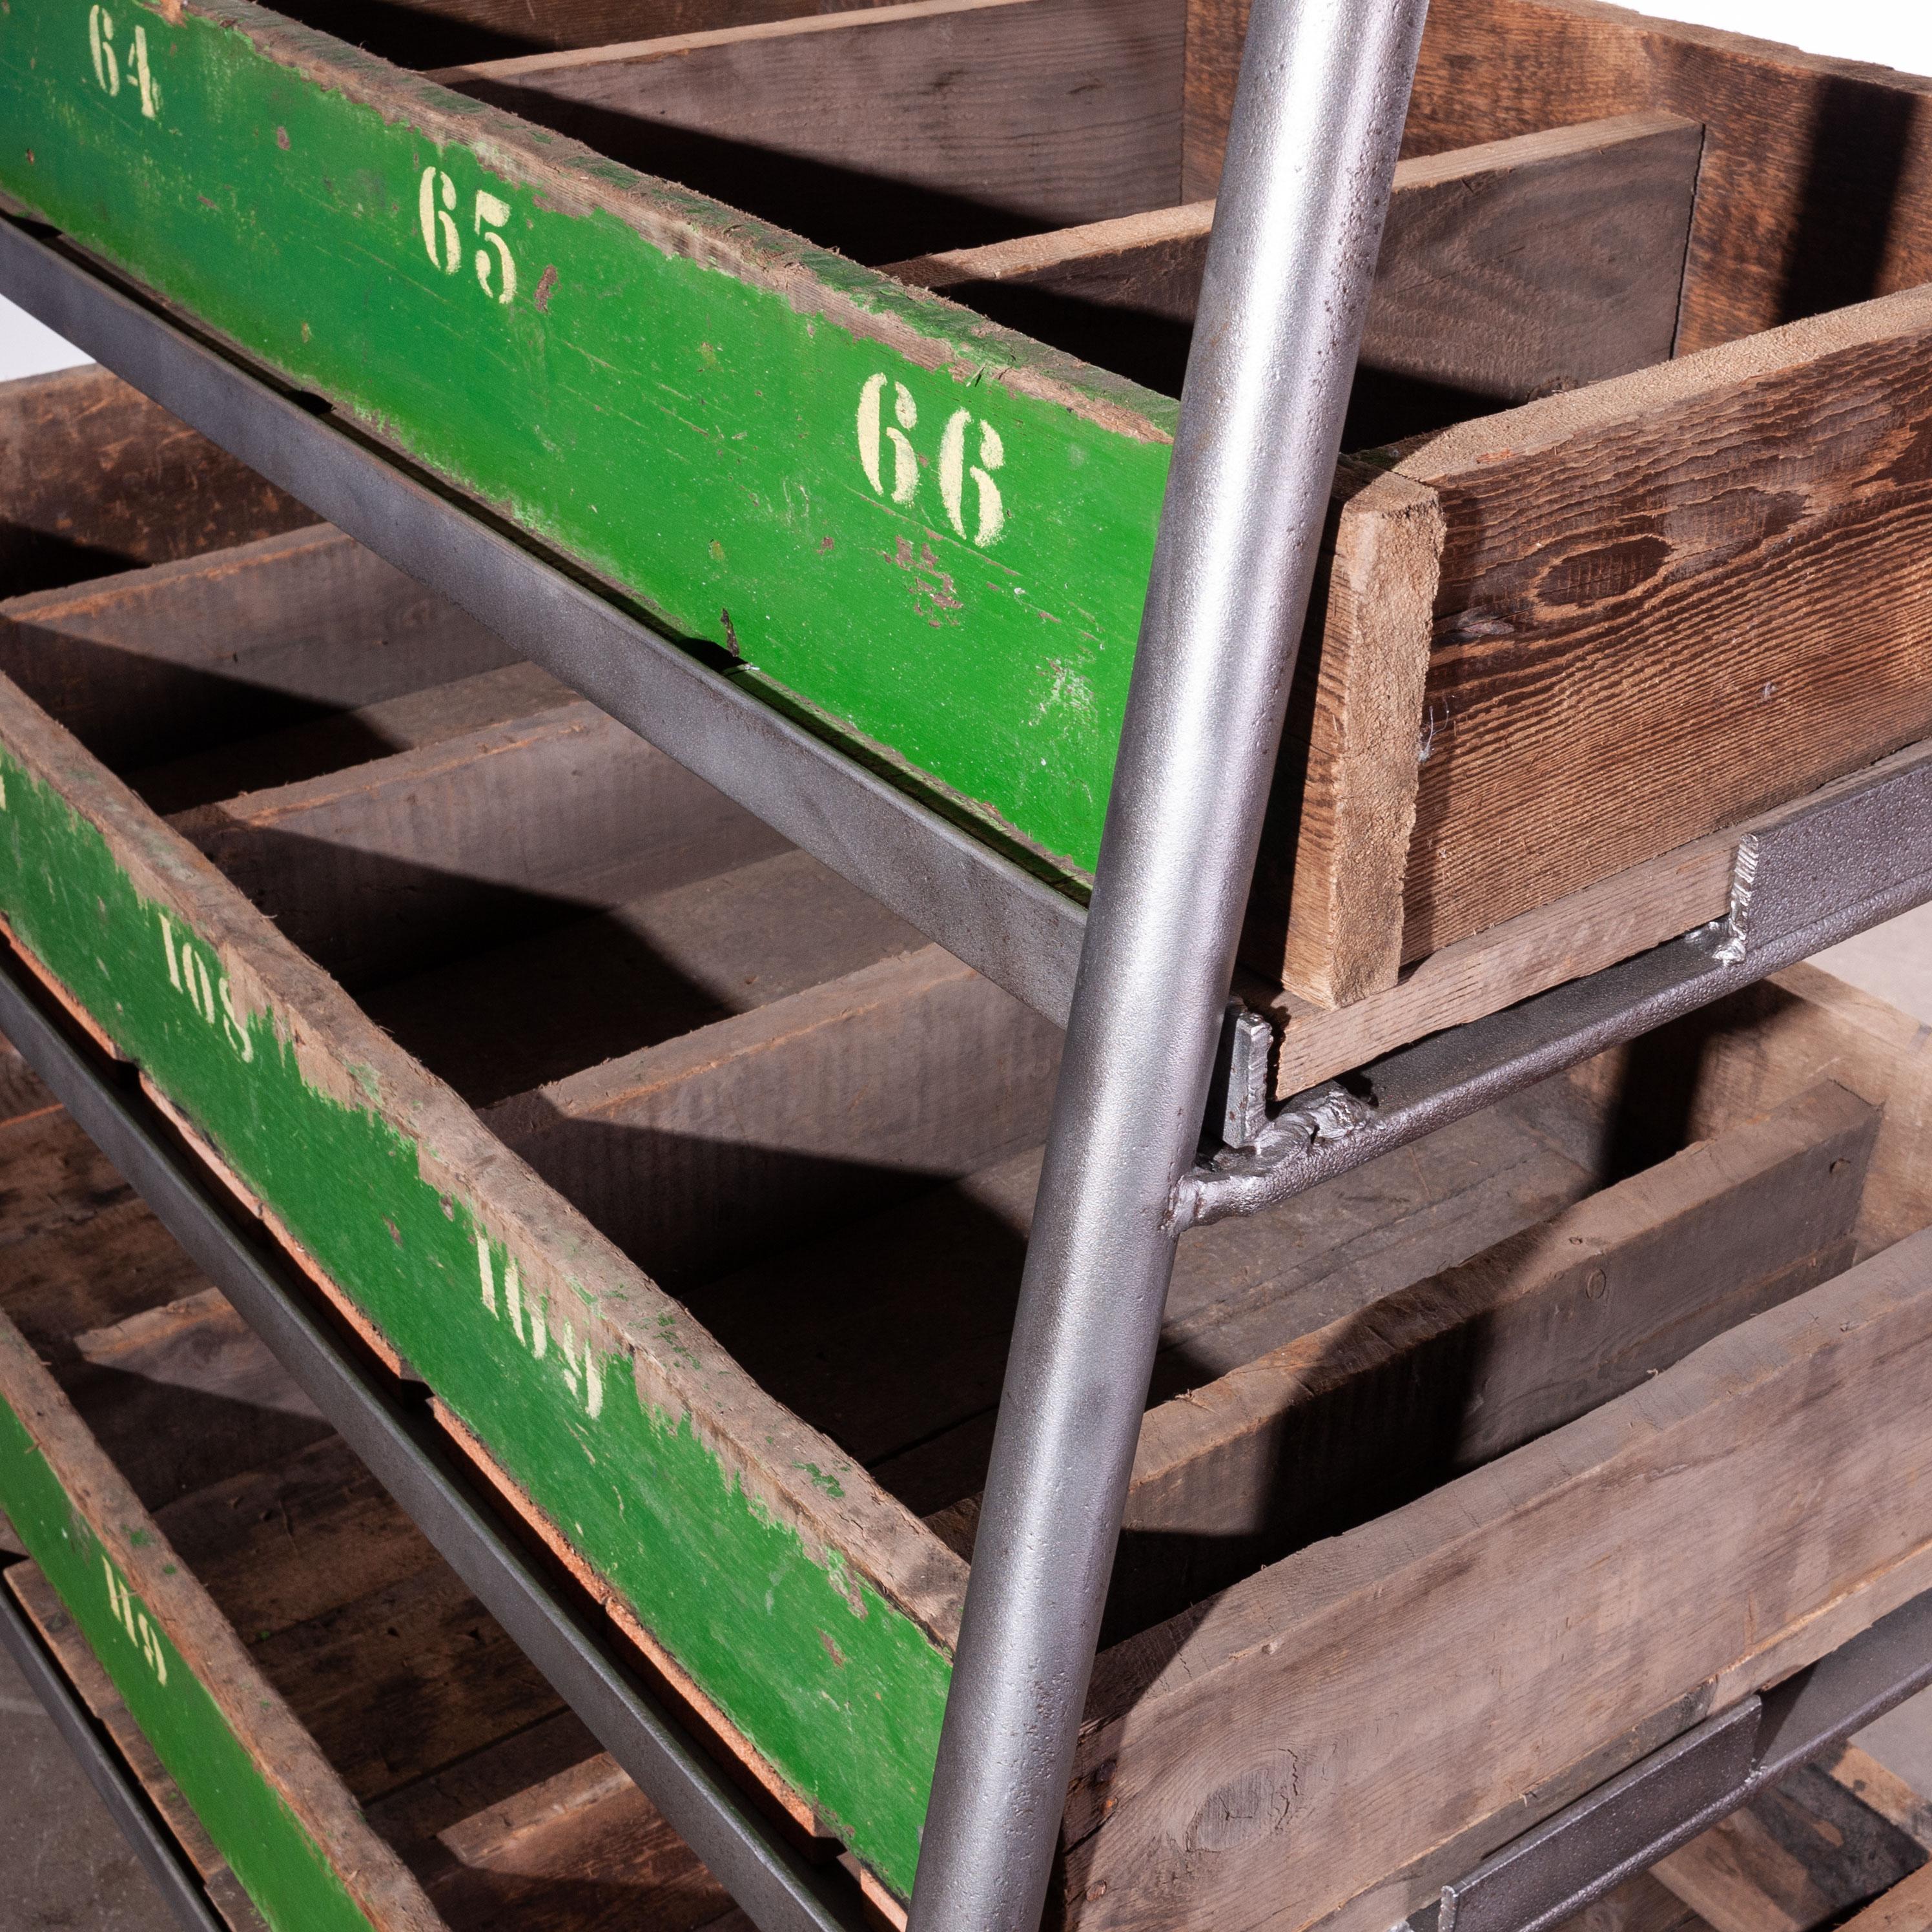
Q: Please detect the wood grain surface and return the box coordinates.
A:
[440,0,1185,260]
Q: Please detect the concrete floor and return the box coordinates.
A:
[1,910,1926,1929]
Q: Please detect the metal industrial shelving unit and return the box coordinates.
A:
[5,0,1932,1926]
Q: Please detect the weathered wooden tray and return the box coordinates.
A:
[4,367,1932,1927]
[3,0,1928,1022]
[8,1022,1932,1932]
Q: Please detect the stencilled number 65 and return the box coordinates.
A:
[418,167,517,305]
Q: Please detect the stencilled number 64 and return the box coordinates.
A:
[418,167,517,305]
[858,374,1007,548]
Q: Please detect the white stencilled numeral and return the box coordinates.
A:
[418,169,519,307]
[478,1235,602,1416]
[103,1556,168,1687]
[88,8,157,118]
[159,915,254,1063]
[858,374,1006,546]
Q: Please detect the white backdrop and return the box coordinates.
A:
[2,0,1928,378]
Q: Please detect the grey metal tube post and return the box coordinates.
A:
[905,3,1430,1927]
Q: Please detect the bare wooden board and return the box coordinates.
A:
[0,365,309,601]
[895,113,1701,407]
[1062,1224,1932,1932]
[1840,1861,1932,1932]
[1652,1763,1926,1932]
[0,526,516,781]
[482,943,1060,1289]
[1259,285,1932,1000]
[366,845,925,1107]
[1107,1080,1876,1635]
[437,0,1186,262]
[169,697,788,990]
[1182,0,1932,360]
[130,661,574,816]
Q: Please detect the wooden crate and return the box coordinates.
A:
[7,1019,1932,1932]
[3,0,1929,1021]
[3,371,1932,1926]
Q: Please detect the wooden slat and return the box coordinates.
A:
[1839,1860,1932,1932]
[170,696,787,990]
[1652,1763,1926,1932]
[437,0,1185,262]
[0,526,516,781]
[482,941,1062,1288]
[130,661,574,816]
[1262,286,1932,1000]
[1182,0,1932,360]
[364,844,925,1107]
[721,1076,1605,1516]
[1061,1224,1932,1932]
[0,365,309,601]
[896,113,1701,413]
[1106,1080,1876,1636]
[273,0,907,70]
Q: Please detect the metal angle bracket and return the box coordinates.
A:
[1180,739,1932,1229]
[1406,1584,1932,1932]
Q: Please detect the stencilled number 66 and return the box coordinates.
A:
[857,374,1007,548]
[418,167,517,305]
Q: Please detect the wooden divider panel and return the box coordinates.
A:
[897,112,1700,406]
[0,365,310,601]
[484,942,1063,1287]
[270,0,909,70]
[1182,0,1932,356]
[170,695,787,988]
[0,528,517,779]
[439,0,1186,261]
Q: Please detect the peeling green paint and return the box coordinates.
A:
[0,1392,378,1932]
[0,0,1175,878]
[0,743,951,1893]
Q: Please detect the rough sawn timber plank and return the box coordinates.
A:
[1061,1223,1932,1932]
[1106,1078,1877,1634]
[1268,283,1932,997]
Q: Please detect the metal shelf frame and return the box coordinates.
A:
[5,0,1932,1919]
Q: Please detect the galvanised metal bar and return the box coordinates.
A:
[905,3,1431,1927]
[0,211,1087,1029]
[0,1572,229,1932]
[0,949,870,1932]
[1182,737,1932,1228]
[1405,1583,1932,1932]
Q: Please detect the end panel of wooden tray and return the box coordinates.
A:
[1058,967,1932,1932]
[0,1313,438,1932]
[0,673,964,1900]
[0,0,1177,881]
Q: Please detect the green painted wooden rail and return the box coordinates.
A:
[0,0,1177,885]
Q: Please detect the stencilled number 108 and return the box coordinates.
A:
[87,5,158,119]
[419,167,518,305]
